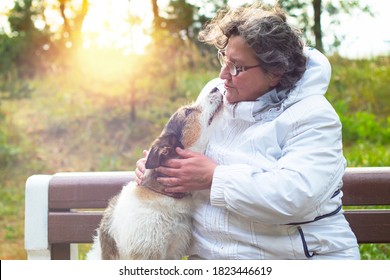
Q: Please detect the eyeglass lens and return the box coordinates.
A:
[218,50,237,76]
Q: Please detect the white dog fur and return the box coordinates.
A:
[87,88,223,259]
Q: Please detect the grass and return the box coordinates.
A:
[0,53,389,260]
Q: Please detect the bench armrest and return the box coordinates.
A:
[24,175,52,260]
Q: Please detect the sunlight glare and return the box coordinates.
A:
[82,0,153,54]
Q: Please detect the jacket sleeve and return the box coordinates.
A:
[209,96,346,225]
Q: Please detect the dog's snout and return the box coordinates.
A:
[209,88,223,105]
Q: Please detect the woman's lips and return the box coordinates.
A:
[224,83,234,89]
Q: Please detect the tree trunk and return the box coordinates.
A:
[312,0,324,52]
[130,80,136,122]
[151,0,161,31]
[58,0,89,49]
[59,0,71,38]
[73,0,89,48]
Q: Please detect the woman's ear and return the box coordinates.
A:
[268,73,281,88]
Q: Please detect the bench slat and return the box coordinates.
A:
[344,210,390,243]
[47,210,390,244]
[342,167,390,206]
[48,212,102,243]
[47,168,390,210]
[48,172,134,210]
[51,243,71,260]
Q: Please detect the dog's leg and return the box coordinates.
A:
[99,195,120,259]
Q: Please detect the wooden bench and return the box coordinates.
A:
[24,167,390,260]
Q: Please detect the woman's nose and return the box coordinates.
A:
[219,65,231,80]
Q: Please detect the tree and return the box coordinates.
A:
[279,0,372,53]
[312,0,323,52]
[4,0,51,76]
[151,0,162,32]
[0,0,52,102]
[58,0,89,49]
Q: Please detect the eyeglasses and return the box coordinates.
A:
[218,50,262,77]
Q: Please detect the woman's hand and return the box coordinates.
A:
[156,147,218,194]
[135,150,148,185]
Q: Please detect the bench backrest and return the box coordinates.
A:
[25,167,390,259]
[48,172,134,259]
[341,168,390,244]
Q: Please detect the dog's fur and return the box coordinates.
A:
[87,88,223,260]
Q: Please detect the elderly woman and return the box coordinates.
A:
[136,4,360,259]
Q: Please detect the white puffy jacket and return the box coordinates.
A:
[190,48,359,259]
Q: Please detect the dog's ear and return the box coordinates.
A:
[145,134,183,169]
[145,146,172,169]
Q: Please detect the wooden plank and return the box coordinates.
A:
[344,210,390,243]
[47,210,390,244]
[47,169,390,209]
[48,172,135,210]
[48,212,103,243]
[51,243,70,260]
[342,167,390,206]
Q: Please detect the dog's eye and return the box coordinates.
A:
[184,108,194,117]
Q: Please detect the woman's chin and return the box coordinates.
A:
[224,91,238,104]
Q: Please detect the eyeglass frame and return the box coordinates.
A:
[217,49,263,77]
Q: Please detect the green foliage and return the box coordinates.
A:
[0,69,34,101]
[344,143,390,167]
[0,121,20,168]
[359,244,390,260]
[329,56,390,116]
[340,112,390,145]
[328,56,390,147]
[0,0,55,79]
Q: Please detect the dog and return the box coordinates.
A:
[86,87,223,259]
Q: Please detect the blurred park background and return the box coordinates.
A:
[0,0,389,259]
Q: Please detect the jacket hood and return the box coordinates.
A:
[222,47,332,123]
[284,47,332,108]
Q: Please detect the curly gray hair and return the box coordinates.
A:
[199,4,307,90]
